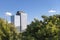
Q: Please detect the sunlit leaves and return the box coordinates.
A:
[0,18,21,40]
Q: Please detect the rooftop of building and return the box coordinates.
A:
[16,11,25,15]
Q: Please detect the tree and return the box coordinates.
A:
[0,18,21,40]
[22,15,60,40]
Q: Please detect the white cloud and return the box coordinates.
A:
[48,10,56,13]
[5,12,12,16]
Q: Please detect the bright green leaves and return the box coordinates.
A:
[0,18,21,40]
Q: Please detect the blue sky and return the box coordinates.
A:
[0,0,60,24]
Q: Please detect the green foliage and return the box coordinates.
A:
[0,18,21,40]
[0,15,60,40]
[22,15,60,40]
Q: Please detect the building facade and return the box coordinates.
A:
[11,11,27,32]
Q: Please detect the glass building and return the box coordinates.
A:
[11,11,27,32]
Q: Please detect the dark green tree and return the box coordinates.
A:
[22,15,60,40]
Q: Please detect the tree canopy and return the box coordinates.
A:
[22,15,60,40]
[0,18,21,40]
[0,15,60,40]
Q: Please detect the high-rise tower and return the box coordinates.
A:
[11,11,27,32]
